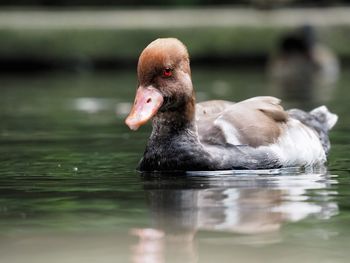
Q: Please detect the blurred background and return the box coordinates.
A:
[1,0,350,72]
[1,2,350,263]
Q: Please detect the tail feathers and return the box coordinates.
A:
[310,105,338,131]
[288,106,336,155]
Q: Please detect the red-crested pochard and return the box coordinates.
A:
[125,38,338,172]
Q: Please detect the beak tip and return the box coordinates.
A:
[125,118,140,131]
[129,125,139,131]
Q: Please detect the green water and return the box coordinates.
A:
[0,68,349,262]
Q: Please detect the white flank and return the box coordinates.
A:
[266,119,326,167]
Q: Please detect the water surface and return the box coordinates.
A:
[0,68,349,262]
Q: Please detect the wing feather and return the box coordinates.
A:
[197,96,288,147]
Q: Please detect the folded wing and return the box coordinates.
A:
[196,96,288,147]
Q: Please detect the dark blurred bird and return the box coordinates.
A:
[268,25,340,103]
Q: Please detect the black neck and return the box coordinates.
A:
[151,96,196,138]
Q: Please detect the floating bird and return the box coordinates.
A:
[125,38,337,172]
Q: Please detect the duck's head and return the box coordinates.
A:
[125,38,194,131]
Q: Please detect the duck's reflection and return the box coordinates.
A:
[131,169,338,263]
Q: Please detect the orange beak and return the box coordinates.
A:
[125,86,164,131]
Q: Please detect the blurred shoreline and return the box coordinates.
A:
[0,7,349,72]
[1,8,350,29]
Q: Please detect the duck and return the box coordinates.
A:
[125,38,338,172]
[268,25,340,102]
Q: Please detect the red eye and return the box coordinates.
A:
[163,68,172,77]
